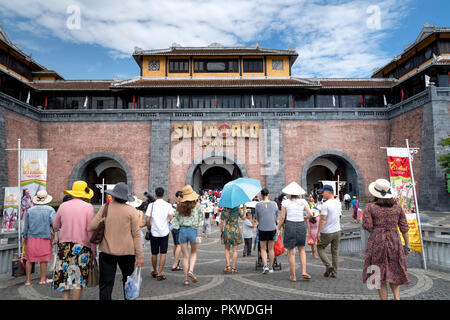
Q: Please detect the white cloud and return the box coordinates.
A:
[0,0,412,77]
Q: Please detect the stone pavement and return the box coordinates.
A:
[0,208,449,300]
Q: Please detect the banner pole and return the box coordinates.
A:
[102,178,105,206]
[17,138,22,258]
[406,139,427,270]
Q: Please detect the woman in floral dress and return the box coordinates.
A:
[220,206,246,274]
[362,179,410,300]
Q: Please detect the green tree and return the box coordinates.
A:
[438,136,450,173]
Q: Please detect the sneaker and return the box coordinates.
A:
[324,267,333,277]
[330,271,338,278]
[268,269,274,273]
[262,266,269,274]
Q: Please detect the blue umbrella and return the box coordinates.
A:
[218,178,262,209]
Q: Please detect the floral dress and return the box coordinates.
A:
[52,242,92,291]
[221,207,244,246]
[362,203,410,285]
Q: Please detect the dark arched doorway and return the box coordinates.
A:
[70,153,132,204]
[302,151,362,198]
[186,154,246,193]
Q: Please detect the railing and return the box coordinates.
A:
[0,232,18,276]
[339,225,450,271]
[1,87,448,122]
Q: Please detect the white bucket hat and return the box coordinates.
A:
[368,179,394,199]
[282,182,306,196]
[310,208,320,218]
[33,190,52,205]
[127,196,143,208]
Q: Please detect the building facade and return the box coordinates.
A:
[0,24,449,210]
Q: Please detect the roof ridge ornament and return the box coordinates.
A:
[208,42,224,47]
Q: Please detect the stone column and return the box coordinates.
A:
[263,119,285,199]
[419,86,450,211]
[148,119,171,199]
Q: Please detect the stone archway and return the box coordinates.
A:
[185,152,248,192]
[69,152,133,203]
[301,150,363,196]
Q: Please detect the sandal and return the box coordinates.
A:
[24,282,32,286]
[39,278,53,284]
[183,280,190,286]
[223,265,231,273]
[289,275,297,282]
[231,268,238,274]
[151,271,157,278]
[172,265,182,271]
[188,271,198,283]
[156,274,167,281]
[301,273,311,280]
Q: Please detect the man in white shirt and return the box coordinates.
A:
[317,185,342,279]
[145,187,174,280]
[344,193,351,210]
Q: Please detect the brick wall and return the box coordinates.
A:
[5,110,41,186]
[282,120,391,197]
[389,107,423,197]
[39,121,151,202]
[168,121,265,197]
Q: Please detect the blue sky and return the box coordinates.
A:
[0,0,446,80]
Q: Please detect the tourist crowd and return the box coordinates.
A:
[20,177,410,300]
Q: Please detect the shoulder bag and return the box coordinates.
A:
[87,256,99,287]
[90,203,109,244]
[145,202,154,241]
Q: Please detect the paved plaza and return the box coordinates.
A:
[0,209,449,300]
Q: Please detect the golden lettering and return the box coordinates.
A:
[250,123,259,138]
[205,126,218,137]
[173,124,183,139]
[231,124,241,137]
[193,125,203,138]
[183,125,192,138]
[241,124,250,138]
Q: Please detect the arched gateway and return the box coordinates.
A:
[69,152,132,204]
[185,152,248,193]
[301,150,363,197]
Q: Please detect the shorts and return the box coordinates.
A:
[283,220,306,249]
[150,234,169,255]
[171,228,180,246]
[258,230,276,242]
[179,226,198,244]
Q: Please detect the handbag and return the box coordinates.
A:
[90,203,109,244]
[145,201,154,241]
[273,234,285,257]
[87,257,99,287]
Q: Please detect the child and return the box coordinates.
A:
[351,196,359,223]
[307,209,320,259]
[242,211,254,257]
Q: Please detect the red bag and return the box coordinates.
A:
[274,235,285,257]
[357,208,363,221]
[307,235,315,245]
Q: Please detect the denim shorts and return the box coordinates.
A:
[178,226,197,244]
[283,220,306,249]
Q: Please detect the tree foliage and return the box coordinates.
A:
[438,136,450,173]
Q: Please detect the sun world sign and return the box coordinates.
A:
[172,123,260,139]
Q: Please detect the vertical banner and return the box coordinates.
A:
[20,150,47,221]
[2,187,19,232]
[386,147,422,253]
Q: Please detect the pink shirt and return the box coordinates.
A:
[53,198,95,250]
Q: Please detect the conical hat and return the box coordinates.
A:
[282,182,306,196]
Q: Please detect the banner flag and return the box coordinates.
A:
[386,147,422,253]
[2,187,19,232]
[20,150,47,221]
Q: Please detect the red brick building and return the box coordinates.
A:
[0,25,449,210]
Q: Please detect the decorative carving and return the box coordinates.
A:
[148,60,160,71]
[272,59,283,70]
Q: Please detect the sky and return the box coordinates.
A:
[0,0,446,80]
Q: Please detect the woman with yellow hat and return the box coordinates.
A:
[51,181,96,300]
[171,185,204,286]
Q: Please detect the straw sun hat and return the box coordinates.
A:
[127,196,143,208]
[32,190,52,205]
[64,180,94,199]
[181,185,200,202]
[282,182,306,196]
[368,179,394,199]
